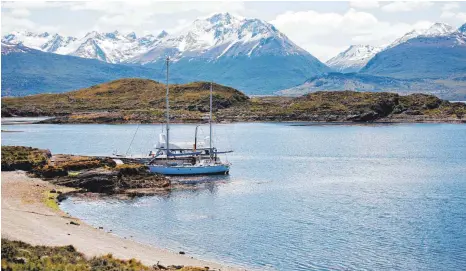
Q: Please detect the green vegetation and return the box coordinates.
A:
[43,191,60,211]
[1,79,248,119]
[2,79,465,123]
[1,239,204,270]
[1,146,50,171]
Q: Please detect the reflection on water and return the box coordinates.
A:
[3,122,466,271]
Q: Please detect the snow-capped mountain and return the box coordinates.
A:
[1,30,167,63]
[326,45,383,73]
[128,13,329,94]
[130,12,321,63]
[68,30,166,63]
[2,31,58,50]
[2,13,330,94]
[360,22,466,79]
[1,42,34,55]
[388,22,457,48]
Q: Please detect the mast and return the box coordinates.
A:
[209,81,213,160]
[165,57,170,160]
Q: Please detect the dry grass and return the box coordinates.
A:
[1,239,210,271]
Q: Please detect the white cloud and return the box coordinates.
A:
[350,1,380,9]
[441,11,466,21]
[10,8,31,17]
[442,2,460,11]
[69,1,245,15]
[440,2,466,22]
[1,14,59,35]
[271,8,433,61]
[381,1,433,12]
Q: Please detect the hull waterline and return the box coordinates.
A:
[148,164,230,175]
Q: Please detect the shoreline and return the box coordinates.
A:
[1,171,243,271]
[2,116,465,125]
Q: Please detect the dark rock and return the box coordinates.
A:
[179,251,185,255]
[168,265,183,270]
[12,257,27,264]
[69,221,80,226]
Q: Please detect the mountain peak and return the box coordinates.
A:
[459,22,466,33]
[424,22,454,37]
[105,31,121,40]
[206,12,234,24]
[38,32,50,38]
[157,30,168,39]
[126,32,137,40]
[327,44,382,73]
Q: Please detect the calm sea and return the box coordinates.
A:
[2,122,466,271]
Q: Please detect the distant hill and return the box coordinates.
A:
[360,23,466,79]
[2,78,464,123]
[278,72,466,100]
[1,43,169,97]
[1,78,249,117]
[326,45,382,73]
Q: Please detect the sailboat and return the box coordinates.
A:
[147,57,232,175]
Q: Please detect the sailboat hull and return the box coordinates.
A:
[148,164,230,175]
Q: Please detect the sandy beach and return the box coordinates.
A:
[1,171,242,270]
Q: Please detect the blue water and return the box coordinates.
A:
[2,122,466,270]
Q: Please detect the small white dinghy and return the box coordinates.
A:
[147,57,232,175]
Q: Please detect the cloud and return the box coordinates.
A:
[66,1,246,35]
[349,1,380,9]
[440,2,466,22]
[10,8,31,17]
[271,8,433,61]
[69,1,245,15]
[441,11,466,21]
[1,13,59,35]
[381,1,433,12]
[442,2,460,11]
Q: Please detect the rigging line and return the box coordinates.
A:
[125,124,140,156]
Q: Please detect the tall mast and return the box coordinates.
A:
[209,81,213,160]
[166,57,170,159]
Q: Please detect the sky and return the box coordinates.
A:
[2,1,466,62]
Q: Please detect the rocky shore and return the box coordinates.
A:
[2,79,465,124]
[1,146,205,198]
[1,146,242,270]
[1,171,240,271]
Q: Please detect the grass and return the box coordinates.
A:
[43,191,59,211]
[1,239,209,271]
[1,146,50,171]
[2,79,249,116]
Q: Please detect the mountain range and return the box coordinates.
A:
[326,45,383,73]
[1,13,466,100]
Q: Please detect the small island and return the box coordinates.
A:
[2,78,465,124]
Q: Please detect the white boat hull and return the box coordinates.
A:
[148,164,230,175]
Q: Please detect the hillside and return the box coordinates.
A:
[2,79,464,123]
[2,79,249,122]
[360,23,466,79]
[278,72,466,101]
[1,44,165,96]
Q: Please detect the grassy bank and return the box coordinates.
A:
[1,239,206,271]
[1,146,170,195]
